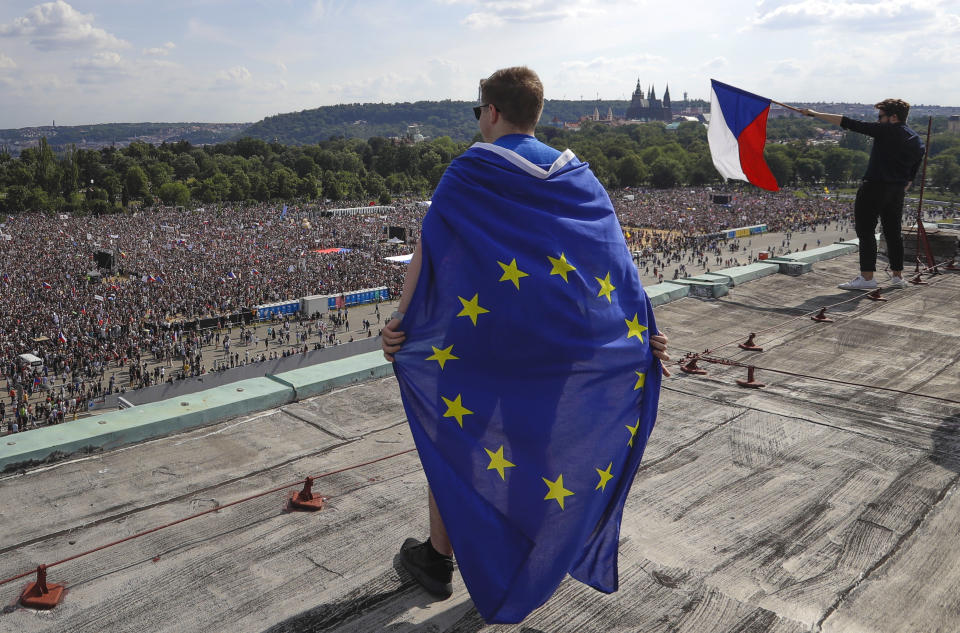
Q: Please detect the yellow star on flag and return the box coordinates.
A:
[425,344,458,370]
[441,394,473,428]
[497,258,529,290]
[456,293,489,326]
[547,253,576,282]
[484,445,516,480]
[543,473,574,510]
[625,314,648,343]
[595,271,616,303]
[626,419,640,447]
[595,462,614,491]
[634,371,646,391]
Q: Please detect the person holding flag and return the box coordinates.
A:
[802,100,925,290]
[381,66,669,623]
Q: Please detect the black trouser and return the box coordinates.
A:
[854,181,906,272]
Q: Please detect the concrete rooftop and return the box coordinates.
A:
[1,251,959,633]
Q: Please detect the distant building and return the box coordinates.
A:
[625,80,672,122]
[949,115,960,133]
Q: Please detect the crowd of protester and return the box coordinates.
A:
[3,187,952,434]
[1,198,417,433]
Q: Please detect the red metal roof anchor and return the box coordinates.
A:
[738,333,763,351]
[736,366,765,389]
[19,565,65,610]
[680,357,708,375]
[288,476,325,512]
[908,273,928,286]
[866,289,887,302]
[943,259,958,271]
[811,307,834,323]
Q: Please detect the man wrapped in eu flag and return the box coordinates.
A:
[381,66,669,624]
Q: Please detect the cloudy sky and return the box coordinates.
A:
[0,0,957,129]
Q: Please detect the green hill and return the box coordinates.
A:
[238,99,637,144]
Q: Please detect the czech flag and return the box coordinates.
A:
[708,79,778,191]
[42,281,53,289]
[58,331,67,344]
[227,271,238,279]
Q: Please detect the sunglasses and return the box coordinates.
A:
[473,103,499,120]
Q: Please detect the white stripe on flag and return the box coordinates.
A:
[708,88,748,183]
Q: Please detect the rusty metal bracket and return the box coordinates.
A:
[738,333,763,352]
[288,477,326,512]
[811,307,834,323]
[680,357,708,375]
[19,565,65,610]
[736,366,765,389]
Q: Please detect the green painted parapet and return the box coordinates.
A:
[671,278,729,299]
[686,273,733,286]
[712,263,781,286]
[0,377,294,471]
[774,242,859,264]
[644,282,690,307]
[766,258,813,275]
[270,350,394,400]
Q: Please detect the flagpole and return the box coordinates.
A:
[771,100,804,113]
[913,116,935,272]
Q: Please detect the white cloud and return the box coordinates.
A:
[449,0,611,29]
[186,18,234,46]
[700,56,728,71]
[143,42,175,56]
[772,58,802,75]
[310,0,326,22]
[560,54,667,74]
[0,0,128,51]
[0,51,15,69]
[463,12,504,28]
[217,65,253,85]
[72,51,130,83]
[317,59,465,102]
[750,0,938,31]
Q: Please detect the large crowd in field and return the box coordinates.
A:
[4,186,944,433]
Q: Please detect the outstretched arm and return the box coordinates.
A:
[801,109,843,126]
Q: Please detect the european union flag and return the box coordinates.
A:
[393,143,661,623]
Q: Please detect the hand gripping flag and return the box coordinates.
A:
[393,143,662,623]
[708,79,778,191]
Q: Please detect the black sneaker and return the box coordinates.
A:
[400,538,454,599]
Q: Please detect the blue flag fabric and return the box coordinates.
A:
[393,143,661,623]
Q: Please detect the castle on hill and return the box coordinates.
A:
[625,79,672,122]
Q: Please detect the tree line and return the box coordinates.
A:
[1,117,958,215]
